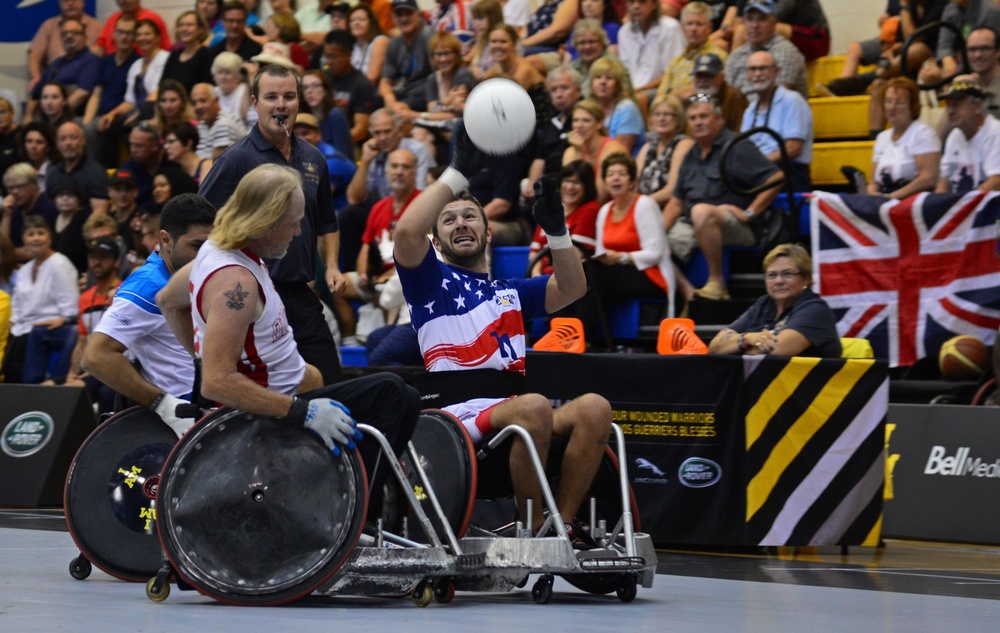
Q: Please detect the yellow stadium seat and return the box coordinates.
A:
[811,141,875,186]
[808,55,878,98]
[810,96,871,140]
[841,338,875,359]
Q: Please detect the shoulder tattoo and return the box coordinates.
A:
[224,282,250,310]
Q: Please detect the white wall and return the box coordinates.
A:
[0,0,883,101]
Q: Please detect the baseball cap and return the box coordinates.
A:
[88,235,120,259]
[50,177,84,201]
[392,0,419,13]
[294,113,321,129]
[743,0,776,16]
[939,75,986,100]
[692,53,724,77]
[326,2,351,16]
[108,169,138,189]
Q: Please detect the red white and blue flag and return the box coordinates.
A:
[810,191,1000,367]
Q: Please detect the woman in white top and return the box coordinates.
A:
[3,215,79,384]
[348,4,389,87]
[100,18,170,129]
[869,77,941,200]
[592,153,675,318]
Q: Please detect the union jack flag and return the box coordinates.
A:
[810,191,1000,367]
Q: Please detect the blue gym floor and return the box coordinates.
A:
[2,509,998,632]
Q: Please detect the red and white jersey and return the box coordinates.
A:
[190,240,305,395]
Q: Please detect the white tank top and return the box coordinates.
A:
[190,240,305,396]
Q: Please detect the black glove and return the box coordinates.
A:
[532,175,567,237]
[450,122,492,179]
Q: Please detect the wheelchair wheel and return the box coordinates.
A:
[156,409,368,606]
[399,410,477,544]
[64,406,177,582]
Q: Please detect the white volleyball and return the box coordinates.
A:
[462,78,536,155]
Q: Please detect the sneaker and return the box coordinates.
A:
[824,72,877,97]
[341,335,362,347]
[693,280,730,301]
[564,523,600,550]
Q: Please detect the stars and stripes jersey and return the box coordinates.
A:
[189,240,305,395]
[397,246,549,373]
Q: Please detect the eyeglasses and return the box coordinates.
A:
[61,30,84,36]
[764,270,803,281]
[432,50,456,57]
[301,83,323,92]
[746,64,775,73]
[114,28,136,37]
[651,110,678,118]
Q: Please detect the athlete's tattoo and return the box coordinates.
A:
[225,282,249,310]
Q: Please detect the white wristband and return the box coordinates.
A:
[437,167,469,197]
[547,232,573,250]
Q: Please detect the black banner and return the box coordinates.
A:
[0,385,96,506]
[883,404,1000,544]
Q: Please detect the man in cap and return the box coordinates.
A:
[60,236,122,412]
[83,193,215,434]
[725,0,807,99]
[106,169,148,256]
[687,53,747,131]
[657,1,728,100]
[380,0,434,113]
[936,75,1000,194]
[740,50,813,192]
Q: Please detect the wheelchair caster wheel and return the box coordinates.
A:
[412,581,433,608]
[617,575,638,603]
[531,575,553,604]
[146,576,170,602]
[69,555,92,580]
[433,579,455,604]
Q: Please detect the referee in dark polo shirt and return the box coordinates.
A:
[198,64,346,384]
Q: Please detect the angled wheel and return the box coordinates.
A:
[68,555,92,580]
[412,581,433,607]
[146,576,170,602]
[617,574,638,603]
[433,579,455,604]
[531,575,553,604]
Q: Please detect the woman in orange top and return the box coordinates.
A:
[592,152,675,318]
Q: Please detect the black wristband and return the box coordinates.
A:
[280,397,308,427]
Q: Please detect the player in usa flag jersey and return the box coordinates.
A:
[394,127,613,537]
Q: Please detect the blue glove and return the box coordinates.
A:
[304,398,363,456]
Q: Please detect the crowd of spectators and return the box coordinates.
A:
[2,0,1000,382]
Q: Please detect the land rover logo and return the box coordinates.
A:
[1,412,55,457]
[678,457,722,488]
